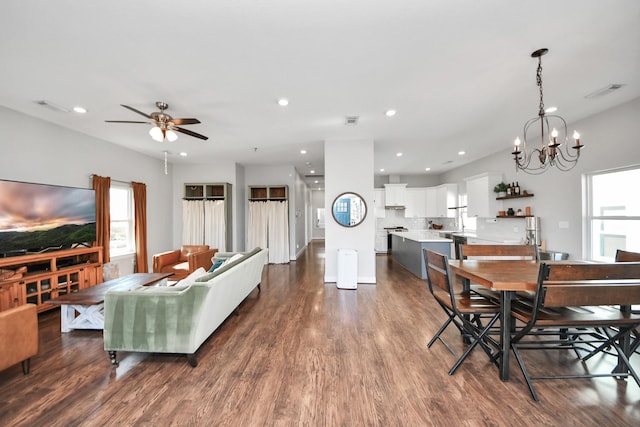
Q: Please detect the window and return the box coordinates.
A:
[585,165,640,261]
[110,184,135,256]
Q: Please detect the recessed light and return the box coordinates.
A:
[425,167,431,171]
[277,98,289,106]
[396,152,403,157]
[314,180,318,184]
[300,149,307,154]
[385,109,397,117]
[380,168,385,172]
[545,106,557,113]
[179,152,188,157]
[310,170,315,174]
[73,106,87,114]
[458,151,466,156]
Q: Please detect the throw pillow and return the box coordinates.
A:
[222,253,244,266]
[208,259,225,272]
[178,267,207,285]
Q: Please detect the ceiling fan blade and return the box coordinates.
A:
[121,104,152,119]
[170,118,201,125]
[174,126,209,141]
[105,120,148,124]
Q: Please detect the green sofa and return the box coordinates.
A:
[103,247,267,367]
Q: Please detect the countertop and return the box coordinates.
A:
[389,230,452,243]
[388,229,523,244]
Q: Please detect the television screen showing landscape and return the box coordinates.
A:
[0,179,96,256]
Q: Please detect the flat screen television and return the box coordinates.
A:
[0,179,96,257]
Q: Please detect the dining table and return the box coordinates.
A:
[448,258,640,382]
[447,259,542,381]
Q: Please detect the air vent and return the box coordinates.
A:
[585,84,625,99]
[345,116,359,126]
[304,174,324,179]
[34,100,70,112]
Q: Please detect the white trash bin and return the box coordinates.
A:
[337,248,357,289]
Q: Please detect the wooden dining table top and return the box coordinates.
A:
[447,259,541,291]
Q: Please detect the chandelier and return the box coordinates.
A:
[511,48,583,174]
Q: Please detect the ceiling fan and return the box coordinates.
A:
[105,102,209,141]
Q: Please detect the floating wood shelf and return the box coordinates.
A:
[496,193,534,200]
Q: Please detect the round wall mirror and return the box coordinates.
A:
[332,192,368,227]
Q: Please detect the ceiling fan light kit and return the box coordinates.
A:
[106,101,209,142]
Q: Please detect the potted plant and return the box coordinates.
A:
[493,182,509,198]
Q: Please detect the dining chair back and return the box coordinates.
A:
[510,262,640,401]
[460,244,538,260]
[616,249,640,262]
[423,249,500,375]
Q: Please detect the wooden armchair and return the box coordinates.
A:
[152,245,218,280]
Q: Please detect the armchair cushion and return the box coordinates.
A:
[0,304,38,374]
[180,245,210,261]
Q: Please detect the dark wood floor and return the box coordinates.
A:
[1,241,638,426]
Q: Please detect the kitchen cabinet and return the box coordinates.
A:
[465,172,503,218]
[425,184,458,217]
[384,183,407,207]
[405,188,427,218]
[374,188,386,218]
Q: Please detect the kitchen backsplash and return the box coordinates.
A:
[376,210,457,230]
[377,210,528,242]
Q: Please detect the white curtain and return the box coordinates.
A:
[182,200,205,245]
[267,201,290,264]
[204,200,226,251]
[248,200,289,264]
[248,201,268,252]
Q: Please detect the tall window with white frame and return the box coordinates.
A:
[585,165,640,261]
[110,184,136,256]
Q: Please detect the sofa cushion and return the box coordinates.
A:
[195,247,262,282]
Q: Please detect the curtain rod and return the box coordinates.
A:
[89,174,131,185]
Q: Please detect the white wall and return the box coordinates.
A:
[0,105,174,272]
[441,96,640,260]
[293,171,308,257]
[325,139,375,284]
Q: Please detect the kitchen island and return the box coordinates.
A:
[390,231,452,279]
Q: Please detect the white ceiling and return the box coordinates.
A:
[2,1,639,188]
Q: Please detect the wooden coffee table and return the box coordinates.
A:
[47,272,173,332]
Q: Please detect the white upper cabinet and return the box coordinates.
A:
[465,172,503,218]
[436,183,458,218]
[374,188,386,218]
[384,183,407,207]
[405,188,427,217]
[425,184,458,217]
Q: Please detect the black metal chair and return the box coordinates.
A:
[423,249,501,375]
[510,262,640,401]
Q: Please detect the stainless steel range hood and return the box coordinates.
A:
[385,205,406,210]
